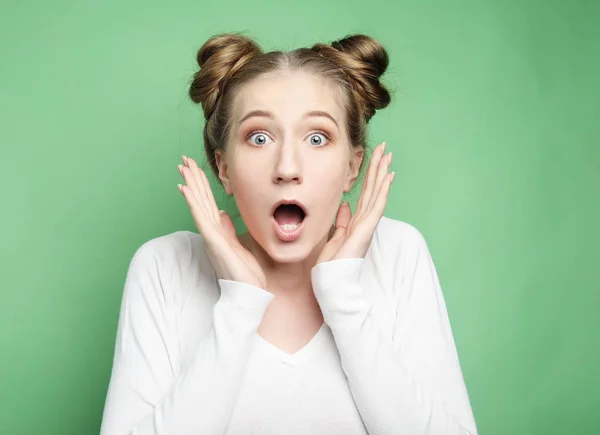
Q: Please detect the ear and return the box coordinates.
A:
[344,147,364,192]
[215,150,233,195]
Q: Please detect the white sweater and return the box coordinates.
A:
[100,216,478,435]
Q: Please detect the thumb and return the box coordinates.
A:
[329,202,351,242]
[335,201,352,230]
[219,210,237,241]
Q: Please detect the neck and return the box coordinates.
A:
[240,225,335,300]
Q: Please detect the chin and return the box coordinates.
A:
[263,239,314,264]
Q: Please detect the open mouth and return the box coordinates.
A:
[273,203,306,231]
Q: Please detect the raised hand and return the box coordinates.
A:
[317,142,395,264]
[177,156,267,290]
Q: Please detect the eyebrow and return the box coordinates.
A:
[238,110,338,128]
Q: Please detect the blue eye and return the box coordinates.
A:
[246,130,331,147]
[248,132,273,147]
[308,132,330,147]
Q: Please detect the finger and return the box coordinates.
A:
[356,142,386,215]
[356,142,384,213]
[178,161,217,239]
[367,150,392,211]
[335,201,352,230]
[371,171,395,221]
[178,162,204,212]
[178,183,210,234]
[184,157,217,219]
[329,225,347,243]
[219,209,237,242]
[185,157,220,222]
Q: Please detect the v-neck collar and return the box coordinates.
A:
[255,322,329,367]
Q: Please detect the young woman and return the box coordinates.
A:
[100,33,478,435]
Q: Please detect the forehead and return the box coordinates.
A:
[232,70,344,122]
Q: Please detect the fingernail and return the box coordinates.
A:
[343,201,350,206]
[388,152,393,164]
[391,171,396,182]
[182,155,188,164]
[177,164,184,174]
[381,142,387,154]
[177,183,183,192]
[219,209,225,214]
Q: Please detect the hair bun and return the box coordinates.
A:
[188,33,263,120]
[313,34,391,121]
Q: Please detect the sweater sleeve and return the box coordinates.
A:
[100,241,275,435]
[310,229,478,435]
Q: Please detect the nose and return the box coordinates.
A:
[272,141,303,185]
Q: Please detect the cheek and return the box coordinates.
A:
[312,166,347,213]
[315,161,348,189]
[228,163,266,212]
[231,171,256,198]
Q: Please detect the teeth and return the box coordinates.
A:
[280,223,299,231]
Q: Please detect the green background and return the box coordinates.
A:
[1,0,598,434]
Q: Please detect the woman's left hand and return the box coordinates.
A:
[317,141,395,264]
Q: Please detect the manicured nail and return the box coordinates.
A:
[178,164,184,174]
[391,171,396,182]
[177,183,183,192]
[388,152,393,164]
[182,155,188,165]
[381,142,387,154]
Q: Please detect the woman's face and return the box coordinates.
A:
[216,70,363,264]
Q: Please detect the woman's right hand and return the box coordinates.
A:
[177,155,267,291]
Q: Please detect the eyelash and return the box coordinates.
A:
[246,129,332,147]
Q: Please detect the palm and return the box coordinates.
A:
[317,141,395,264]
[220,213,267,288]
[178,155,267,290]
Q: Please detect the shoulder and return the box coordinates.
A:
[134,230,208,266]
[126,230,216,305]
[369,216,437,287]
[372,215,429,260]
[370,217,444,309]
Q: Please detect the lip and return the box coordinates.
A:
[272,215,306,242]
[270,199,308,217]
